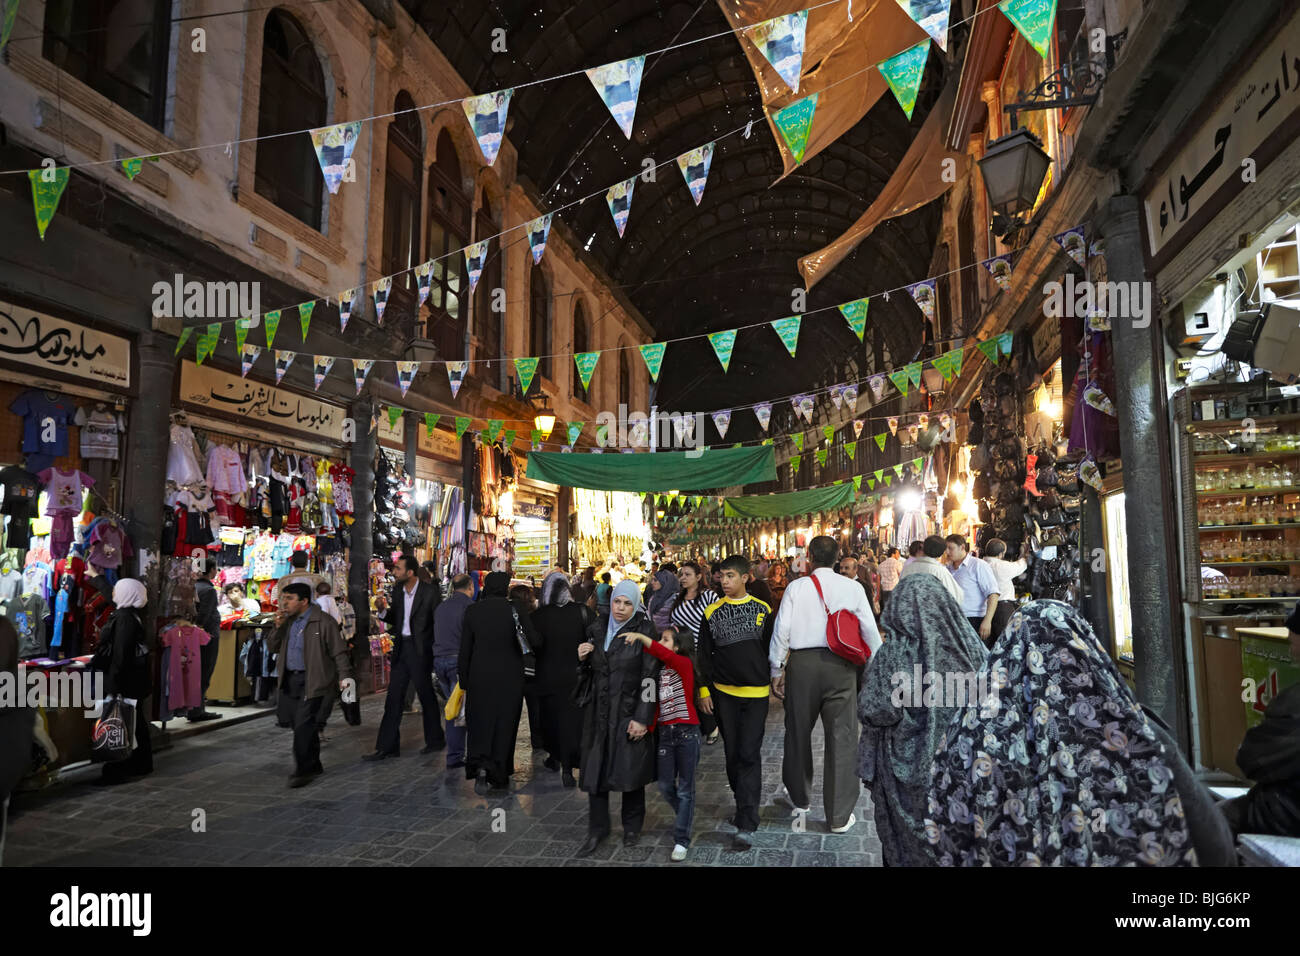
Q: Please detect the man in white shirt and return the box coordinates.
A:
[945,534,1002,645]
[982,537,1027,638]
[878,547,904,610]
[771,536,881,834]
[899,535,965,605]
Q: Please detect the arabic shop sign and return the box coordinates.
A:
[0,299,131,388]
[179,360,345,441]
[417,424,461,463]
[1144,10,1300,258]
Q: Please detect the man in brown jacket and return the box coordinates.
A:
[268,583,355,788]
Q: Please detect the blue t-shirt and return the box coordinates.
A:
[9,390,75,457]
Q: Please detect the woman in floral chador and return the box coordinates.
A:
[924,600,1234,866]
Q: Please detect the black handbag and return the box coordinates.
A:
[511,606,537,679]
[572,665,595,708]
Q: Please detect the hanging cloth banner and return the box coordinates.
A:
[28,168,69,240]
[121,157,144,181]
[234,317,251,353]
[447,360,468,399]
[743,10,809,93]
[792,432,804,453]
[526,444,777,493]
[906,361,923,388]
[677,143,715,206]
[823,424,836,444]
[845,440,857,459]
[1079,455,1104,491]
[998,0,1058,59]
[879,40,930,120]
[852,474,862,492]
[982,253,1014,292]
[837,297,869,341]
[771,316,802,357]
[753,402,773,432]
[486,420,503,444]
[853,419,864,439]
[1052,223,1088,268]
[815,448,828,467]
[566,422,583,447]
[464,240,489,293]
[463,88,513,165]
[888,416,900,436]
[842,383,859,410]
[425,413,441,436]
[264,309,282,348]
[1,0,20,55]
[310,122,361,194]
[708,329,737,372]
[298,300,315,341]
[712,410,732,440]
[312,356,334,390]
[586,56,646,139]
[352,358,373,394]
[338,289,357,332]
[606,177,636,237]
[868,374,887,404]
[514,356,540,395]
[772,92,818,164]
[790,454,802,474]
[372,277,392,324]
[175,327,193,356]
[414,263,433,307]
[888,368,910,395]
[907,279,937,323]
[526,214,553,265]
[875,433,888,452]
[639,342,666,382]
[195,324,221,365]
[574,351,600,391]
[976,338,1001,364]
[274,350,295,384]
[896,0,952,51]
[240,344,261,377]
[396,360,420,397]
[997,330,1014,357]
[455,416,472,440]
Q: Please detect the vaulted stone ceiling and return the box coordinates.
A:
[398,0,947,430]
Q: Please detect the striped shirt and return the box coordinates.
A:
[670,588,718,638]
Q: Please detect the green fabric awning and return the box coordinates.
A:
[524,444,775,492]
[723,481,855,518]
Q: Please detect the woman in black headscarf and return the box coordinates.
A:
[859,574,988,865]
[459,571,541,794]
[925,600,1236,866]
[532,571,594,787]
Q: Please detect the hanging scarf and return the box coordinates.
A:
[925,600,1196,866]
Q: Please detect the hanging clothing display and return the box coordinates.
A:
[9,389,77,473]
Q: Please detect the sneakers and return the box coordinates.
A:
[671,844,688,862]
[830,812,857,834]
[783,785,810,814]
[733,830,755,849]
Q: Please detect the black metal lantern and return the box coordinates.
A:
[977,127,1051,224]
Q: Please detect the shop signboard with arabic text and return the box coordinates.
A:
[1143,10,1300,258]
[179,360,344,442]
[0,299,131,388]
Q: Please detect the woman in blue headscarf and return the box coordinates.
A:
[574,579,660,857]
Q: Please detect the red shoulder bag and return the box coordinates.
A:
[810,573,870,666]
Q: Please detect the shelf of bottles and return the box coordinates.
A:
[1192,409,1300,602]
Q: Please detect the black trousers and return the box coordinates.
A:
[283,671,323,776]
[375,652,445,754]
[712,691,769,832]
[524,681,544,748]
[189,628,220,716]
[588,787,646,837]
[991,601,1017,642]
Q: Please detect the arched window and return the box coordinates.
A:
[619,347,632,409]
[254,10,327,229]
[572,300,589,402]
[382,92,423,300]
[44,0,171,130]
[474,194,503,376]
[425,130,470,359]
[530,271,551,383]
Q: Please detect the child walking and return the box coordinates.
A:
[626,625,703,862]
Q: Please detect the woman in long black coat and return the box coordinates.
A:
[575,579,660,857]
[459,571,540,793]
[92,579,154,785]
[531,571,593,787]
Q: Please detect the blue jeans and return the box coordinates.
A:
[656,723,701,847]
[433,655,466,767]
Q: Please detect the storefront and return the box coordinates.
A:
[571,488,647,571]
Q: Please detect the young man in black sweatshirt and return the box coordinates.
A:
[697,554,775,848]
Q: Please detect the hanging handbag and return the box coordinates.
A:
[90,695,136,763]
[510,605,537,679]
[444,681,466,720]
[809,573,870,666]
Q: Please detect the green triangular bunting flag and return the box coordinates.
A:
[28,168,70,240]
[455,416,472,440]
[121,157,143,181]
[889,369,910,395]
[708,329,737,372]
[514,356,540,395]
[174,327,193,356]
[264,309,281,348]
[845,441,857,458]
[298,300,315,341]
[639,342,666,383]
[875,433,887,452]
[503,428,516,447]
[424,413,440,436]
[874,469,884,484]
[906,362,923,388]
[893,464,904,478]
[852,475,862,491]
[878,40,930,120]
[566,422,583,446]
[574,352,600,391]
[790,454,802,473]
[997,331,1014,356]
[822,424,835,443]
[486,420,503,443]
[838,297,869,341]
[388,405,402,430]
[815,448,827,466]
[913,456,923,471]
[868,478,876,490]
[771,316,802,357]
[772,93,818,164]
[977,339,1001,364]
[530,429,541,446]
[195,324,221,365]
[884,473,893,486]
[234,318,250,353]
[999,0,1058,59]
[792,433,804,452]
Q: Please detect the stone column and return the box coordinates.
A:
[1097,194,1188,750]
[349,397,377,679]
[1078,484,1113,652]
[124,331,177,636]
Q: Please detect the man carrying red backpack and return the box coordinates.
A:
[770,536,882,834]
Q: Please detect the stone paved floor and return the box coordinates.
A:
[6,694,882,866]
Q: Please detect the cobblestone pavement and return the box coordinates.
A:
[6,694,883,867]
